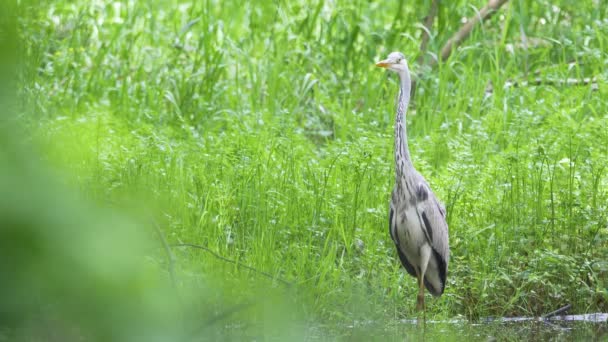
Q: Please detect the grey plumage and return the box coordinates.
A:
[376,52,450,312]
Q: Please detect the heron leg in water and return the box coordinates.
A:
[413,268,426,324]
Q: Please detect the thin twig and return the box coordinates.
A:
[542,304,572,319]
[172,243,292,286]
[153,221,185,331]
[154,221,178,290]
[433,0,510,67]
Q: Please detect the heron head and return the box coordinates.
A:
[375,51,408,73]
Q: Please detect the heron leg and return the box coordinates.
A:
[413,268,426,326]
[416,272,425,312]
[417,245,432,319]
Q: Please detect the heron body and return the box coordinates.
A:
[376,52,450,313]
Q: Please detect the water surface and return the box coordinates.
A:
[308,319,608,341]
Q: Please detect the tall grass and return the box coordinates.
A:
[10,0,608,334]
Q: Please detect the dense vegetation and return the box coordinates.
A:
[3,0,607,339]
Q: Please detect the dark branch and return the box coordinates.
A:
[416,0,440,66]
[413,0,508,101]
[189,301,255,339]
[172,243,292,286]
[542,304,572,319]
[433,0,510,67]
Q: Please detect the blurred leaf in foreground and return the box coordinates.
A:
[0,2,182,341]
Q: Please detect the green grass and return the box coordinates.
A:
[7,0,608,338]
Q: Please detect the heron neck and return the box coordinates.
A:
[395,71,412,180]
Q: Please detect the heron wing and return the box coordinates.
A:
[415,180,450,293]
[389,195,417,278]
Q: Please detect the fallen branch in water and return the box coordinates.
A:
[504,77,598,89]
[481,312,608,323]
[484,76,599,96]
[399,312,608,325]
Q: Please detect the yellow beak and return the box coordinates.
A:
[375,59,391,68]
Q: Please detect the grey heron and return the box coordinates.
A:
[376,52,450,315]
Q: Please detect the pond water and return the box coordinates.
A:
[212,312,607,340]
[319,320,608,341]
